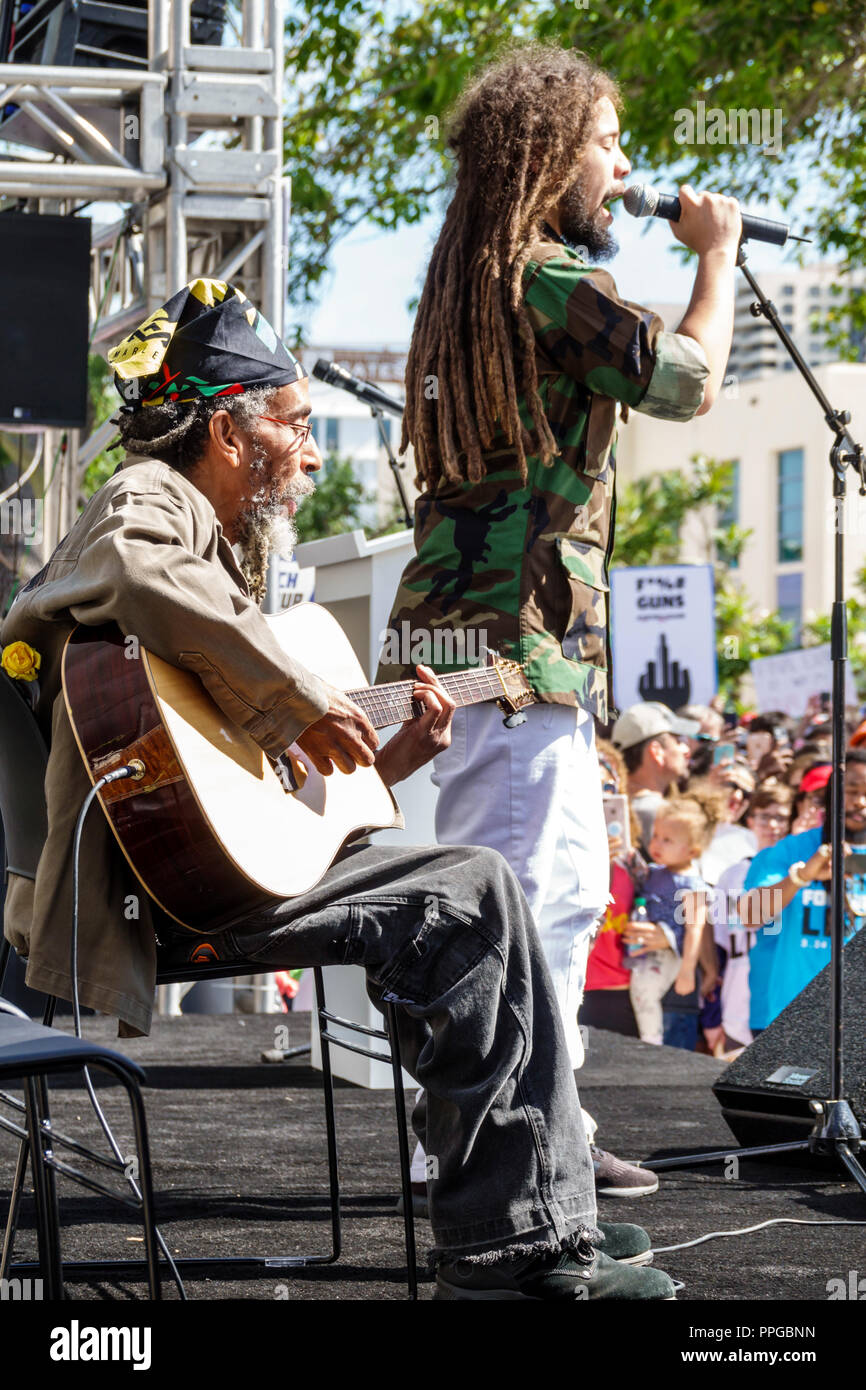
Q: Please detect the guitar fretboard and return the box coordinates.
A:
[347,668,509,728]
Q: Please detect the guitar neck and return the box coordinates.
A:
[347,667,508,729]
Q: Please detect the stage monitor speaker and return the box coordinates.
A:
[713,924,866,1150]
[4,1,226,70]
[0,213,91,429]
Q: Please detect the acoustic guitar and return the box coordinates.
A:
[61,601,534,932]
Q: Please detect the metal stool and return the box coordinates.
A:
[0,997,161,1299]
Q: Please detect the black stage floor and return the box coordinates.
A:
[2,1013,864,1302]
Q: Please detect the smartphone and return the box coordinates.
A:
[746,731,773,766]
[713,742,735,765]
[820,691,831,711]
[603,793,631,856]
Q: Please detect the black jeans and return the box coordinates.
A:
[208,839,598,1261]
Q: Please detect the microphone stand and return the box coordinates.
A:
[371,404,413,529]
[643,239,866,1197]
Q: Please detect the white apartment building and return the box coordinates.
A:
[615,361,866,638]
[726,262,866,381]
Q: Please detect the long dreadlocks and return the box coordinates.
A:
[403,44,620,490]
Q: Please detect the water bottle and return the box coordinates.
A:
[625,896,649,959]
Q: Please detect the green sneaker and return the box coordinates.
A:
[434,1242,675,1301]
[598,1221,653,1266]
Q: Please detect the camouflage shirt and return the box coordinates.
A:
[376,233,709,721]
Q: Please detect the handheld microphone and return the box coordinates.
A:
[312,359,405,418]
[622,184,807,246]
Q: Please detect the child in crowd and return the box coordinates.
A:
[712,781,793,1056]
[624,787,724,1049]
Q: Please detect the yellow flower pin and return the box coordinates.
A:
[1,640,42,682]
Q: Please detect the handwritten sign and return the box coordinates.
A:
[750,644,856,716]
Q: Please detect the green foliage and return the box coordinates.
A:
[613,455,736,567]
[294,453,410,540]
[613,453,794,702]
[802,559,866,694]
[294,453,369,540]
[283,1,866,342]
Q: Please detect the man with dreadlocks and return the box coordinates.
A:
[1,278,678,1298]
[377,44,740,1195]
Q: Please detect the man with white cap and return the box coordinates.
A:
[611,702,701,853]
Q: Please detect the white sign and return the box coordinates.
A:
[610,564,716,712]
[276,561,315,610]
[750,644,856,716]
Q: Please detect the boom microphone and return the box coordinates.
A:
[312,359,405,418]
[622,184,807,247]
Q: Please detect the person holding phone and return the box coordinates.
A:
[583,741,644,1041]
[712,784,794,1054]
[744,713,793,779]
[738,748,866,1032]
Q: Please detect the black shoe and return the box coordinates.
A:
[598,1221,653,1266]
[434,1241,675,1301]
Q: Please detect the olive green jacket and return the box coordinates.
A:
[1,455,331,1035]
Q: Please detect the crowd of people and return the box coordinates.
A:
[582,693,866,1057]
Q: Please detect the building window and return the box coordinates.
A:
[777,572,803,648]
[777,447,804,563]
[781,285,794,296]
[325,417,339,453]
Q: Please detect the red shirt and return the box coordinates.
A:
[585,862,634,990]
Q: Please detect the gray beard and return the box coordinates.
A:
[235,448,314,602]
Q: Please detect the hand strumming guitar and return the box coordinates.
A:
[296,687,379,776]
[296,664,456,786]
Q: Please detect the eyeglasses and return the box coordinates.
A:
[257,416,313,451]
[751,812,787,825]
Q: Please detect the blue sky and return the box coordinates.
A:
[305,188,816,347]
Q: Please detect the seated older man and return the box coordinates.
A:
[1,282,674,1301]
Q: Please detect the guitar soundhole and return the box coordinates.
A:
[287,746,327,816]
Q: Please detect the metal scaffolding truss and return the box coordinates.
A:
[0,0,287,560]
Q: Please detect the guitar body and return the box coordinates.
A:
[62,603,400,933]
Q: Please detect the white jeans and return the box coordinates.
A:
[410,701,609,1182]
